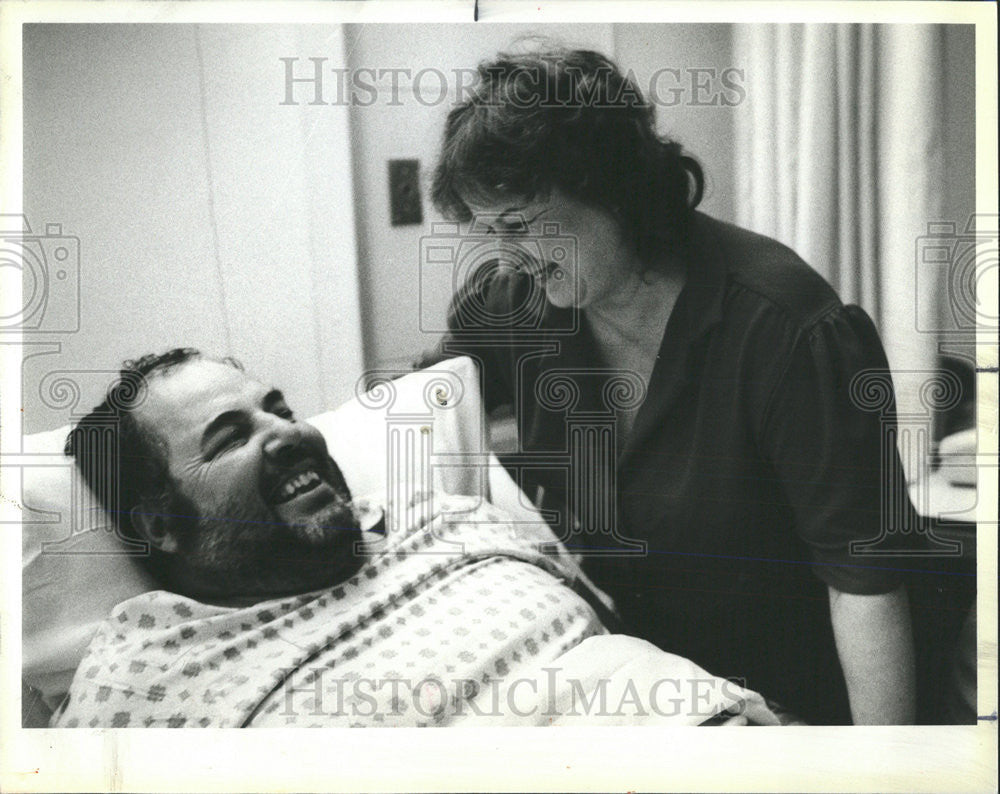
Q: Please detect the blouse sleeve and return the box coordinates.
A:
[757,304,914,595]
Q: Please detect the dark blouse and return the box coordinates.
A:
[423,211,915,724]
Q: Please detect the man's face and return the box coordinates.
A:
[134,359,361,600]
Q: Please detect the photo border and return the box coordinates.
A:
[1,2,996,792]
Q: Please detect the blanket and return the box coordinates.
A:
[51,495,776,727]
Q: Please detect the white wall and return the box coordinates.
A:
[22,24,363,434]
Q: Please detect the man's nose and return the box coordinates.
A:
[260,414,302,461]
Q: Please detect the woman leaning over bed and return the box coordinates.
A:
[420,45,917,725]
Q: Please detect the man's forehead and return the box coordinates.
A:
[137,359,266,427]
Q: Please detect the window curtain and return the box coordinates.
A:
[732,24,946,433]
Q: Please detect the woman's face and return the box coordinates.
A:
[464,187,641,310]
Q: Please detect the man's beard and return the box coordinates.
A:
[167,460,366,601]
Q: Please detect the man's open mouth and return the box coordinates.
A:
[270,467,325,504]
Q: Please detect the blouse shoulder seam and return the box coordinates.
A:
[727,278,844,334]
[804,303,849,338]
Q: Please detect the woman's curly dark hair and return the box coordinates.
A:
[431,43,705,268]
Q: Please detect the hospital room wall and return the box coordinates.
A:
[349,24,737,374]
[21,25,364,435]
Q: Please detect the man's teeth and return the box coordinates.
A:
[276,470,321,502]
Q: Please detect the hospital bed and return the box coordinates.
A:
[20,356,780,728]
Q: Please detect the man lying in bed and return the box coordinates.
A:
[51,348,779,728]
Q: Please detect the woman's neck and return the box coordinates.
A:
[584,264,686,342]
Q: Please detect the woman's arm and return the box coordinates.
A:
[828,585,916,724]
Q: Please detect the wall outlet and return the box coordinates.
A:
[388,159,423,226]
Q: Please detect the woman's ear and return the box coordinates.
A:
[129,497,179,554]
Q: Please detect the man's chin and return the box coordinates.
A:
[282,503,362,548]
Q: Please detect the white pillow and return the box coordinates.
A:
[22,356,509,703]
[21,425,160,704]
[314,356,491,501]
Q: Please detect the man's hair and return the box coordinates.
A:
[64,348,242,576]
[431,43,705,268]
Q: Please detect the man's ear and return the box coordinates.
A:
[129,497,180,554]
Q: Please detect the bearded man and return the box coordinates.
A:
[51,349,778,728]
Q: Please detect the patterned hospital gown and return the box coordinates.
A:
[51,495,610,728]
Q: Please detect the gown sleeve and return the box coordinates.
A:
[757,304,915,594]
